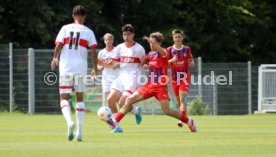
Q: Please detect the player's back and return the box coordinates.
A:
[56,23,97,75]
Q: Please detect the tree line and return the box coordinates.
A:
[0,0,275,64]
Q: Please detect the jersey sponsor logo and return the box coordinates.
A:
[102,58,113,64]
[120,56,141,63]
[173,61,185,65]
[149,61,157,65]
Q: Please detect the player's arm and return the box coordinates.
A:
[168,55,178,63]
[189,59,195,68]
[98,59,117,69]
[91,48,98,77]
[188,47,195,68]
[97,63,104,71]
[143,36,167,57]
[142,56,149,69]
[110,60,120,70]
[51,43,62,70]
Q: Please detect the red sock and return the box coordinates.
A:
[180,110,189,123]
[180,110,186,116]
[115,112,125,122]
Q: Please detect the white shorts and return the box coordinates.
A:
[102,75,118,93]
[59,74,86,94]
[110,72,140,96]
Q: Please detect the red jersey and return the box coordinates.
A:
[145,50,168,86]
[167,45,193,83]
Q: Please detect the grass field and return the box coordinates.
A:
[0,113,276,157]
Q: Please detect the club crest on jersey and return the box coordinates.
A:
[184,51,187,57]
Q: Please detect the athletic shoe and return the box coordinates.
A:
[76,132,82,142]
[111,126,123,133]
[188,118,197,132]
[135,106,142,124]
[106,118,116,129]
[68,122,75,141]
[177,120,183,127]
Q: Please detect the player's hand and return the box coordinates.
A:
[143,64,149,69]
[110,62,119,70]
[143,36,151,43]
[188,59,195,68]
[97,65,104,71]
[51,58,59,70]
[171,55,178,62]
[91,69,97,79]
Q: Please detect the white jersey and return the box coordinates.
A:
[98,48,120,85]
[55,23,97,76]
[110,42,145,95]
[114,42,145,75]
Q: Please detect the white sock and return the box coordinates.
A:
[187,119,191,125]
[60,100,73,125]
[112,113,117,118]
[76,102,85,135]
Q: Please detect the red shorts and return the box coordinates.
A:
[171,79,190,97]
[136,83,170,101]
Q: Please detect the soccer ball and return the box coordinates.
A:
[97,106,112,121]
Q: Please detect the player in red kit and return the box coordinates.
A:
[167,29,195,128]
[107,32,197,133]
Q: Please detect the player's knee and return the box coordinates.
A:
[125,97,133,104]
[162,107,171,115]
[107,96,115,106]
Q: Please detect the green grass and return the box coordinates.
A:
[0,113,276,157]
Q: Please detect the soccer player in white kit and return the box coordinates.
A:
[51,5,98,141]
[97,33,119,109]
[107,24,145,126]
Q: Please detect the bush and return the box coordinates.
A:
[187,98,210,115]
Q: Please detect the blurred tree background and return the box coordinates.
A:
[0,0,275,64]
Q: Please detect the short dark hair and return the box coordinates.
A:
[122,24,134,33]
[73,5,86,16]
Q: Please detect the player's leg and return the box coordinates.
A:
[108,78,123,114]
[107,89,121,114]
[75,92,85,141]
[122,74,142,124]
[159,100,196,132]
[74,75,87,141]
[59,75,75,141]
[110,91,145,133]
[171,82,183,127]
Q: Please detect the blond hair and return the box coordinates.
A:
[150,32,164,43]
[103,33,114,40]
[172,29,184,36]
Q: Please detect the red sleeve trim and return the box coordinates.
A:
[90,44,98,49]
[55,42,64,46]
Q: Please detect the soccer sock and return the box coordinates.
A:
[115,112,125,123]
[180,110,189,124]
[76,102,85,134]
[60,100,73,125]
[180,109,186,116]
